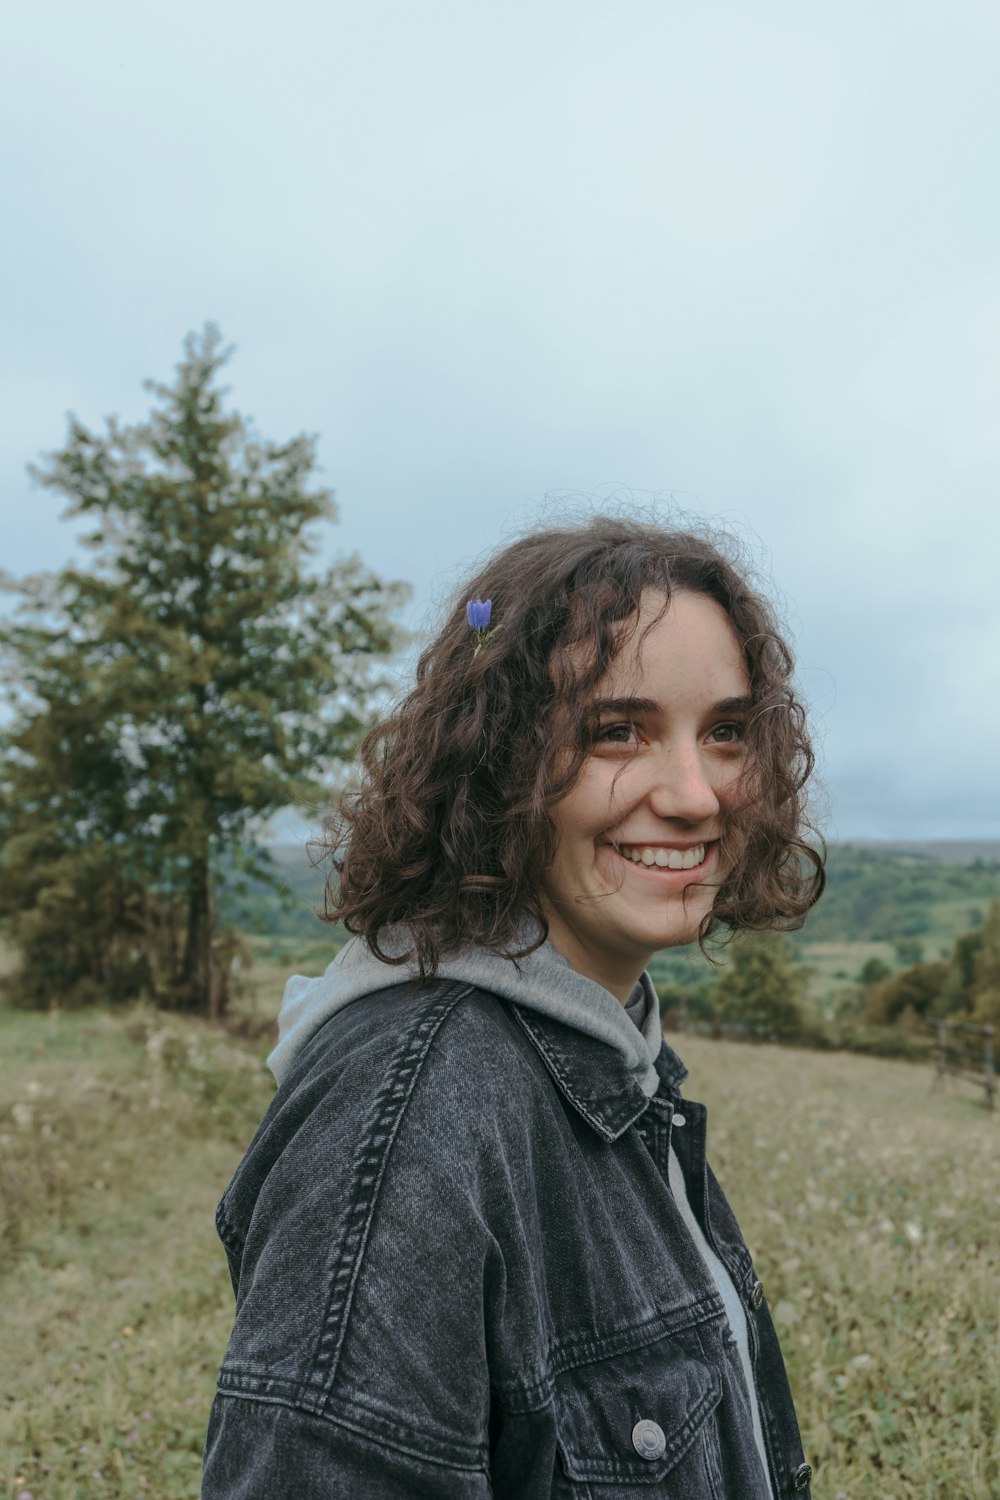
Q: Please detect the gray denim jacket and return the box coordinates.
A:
[202,971,814,1497]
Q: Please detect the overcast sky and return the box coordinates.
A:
[2,0,998,842]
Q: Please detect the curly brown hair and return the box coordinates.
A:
[312,515,826,975]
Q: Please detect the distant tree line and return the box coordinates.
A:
[786,844,1000,946]
[0,327,408,1017]
[853,899,1000,1032]
[655,900,1000,1059]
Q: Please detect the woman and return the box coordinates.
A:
[202,515,825,1498]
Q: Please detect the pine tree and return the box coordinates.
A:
[0,325,408,1015]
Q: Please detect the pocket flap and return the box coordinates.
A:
[554,1334,723,1484]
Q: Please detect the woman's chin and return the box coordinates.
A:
[647,923,704,952]
[627,895,714,953]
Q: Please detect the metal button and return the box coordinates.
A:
[792,1461,813,1489]
[671,1111,686,1127]
[749,1279,765,1310]
[631,1418,666,1460]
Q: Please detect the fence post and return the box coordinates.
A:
[930,1019,949,1094]
[984,1026,995,1112]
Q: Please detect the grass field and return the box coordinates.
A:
[1,979,997,1499]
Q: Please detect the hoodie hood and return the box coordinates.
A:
[268,923,663,1098]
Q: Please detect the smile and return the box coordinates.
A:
[603,840,718,882]
[619,842,706,870]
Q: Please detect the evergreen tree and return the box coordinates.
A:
[970,899,1000,1027]
[936,927,983,1017]
[0,325,408,1015]
[710,932,814,1042]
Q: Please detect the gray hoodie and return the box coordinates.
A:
[268,924,663,1093]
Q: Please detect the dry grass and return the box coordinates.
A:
[0,1004,274,1500]
[0,993,997,1499]
[676,1032,1000,1500]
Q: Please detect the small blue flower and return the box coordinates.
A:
[466,597,500,659]
[466,598,492,631]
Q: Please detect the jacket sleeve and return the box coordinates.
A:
[201,986,504,1499]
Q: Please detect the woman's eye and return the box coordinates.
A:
[597,722,638,745]
[709,721,745,745]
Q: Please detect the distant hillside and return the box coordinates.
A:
[795,842,1000,946]
[217,841,1000,960]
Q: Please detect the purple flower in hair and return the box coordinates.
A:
[466,598,492,631]
[467,597,500,659]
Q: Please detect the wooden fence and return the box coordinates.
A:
[930,1019,995,1110]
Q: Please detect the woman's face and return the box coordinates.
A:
[539,589,751,1002]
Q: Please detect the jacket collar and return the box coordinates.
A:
[508,1002,689,1143]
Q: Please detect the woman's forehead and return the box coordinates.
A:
[596,590,749,698]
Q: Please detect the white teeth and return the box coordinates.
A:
[621,843,706,870]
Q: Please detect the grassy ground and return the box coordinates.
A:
[1,978,997,1499]
[683,1035,1000,1498]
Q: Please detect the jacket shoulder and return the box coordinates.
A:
[219,980,549,1255]
[286,975,549,1123]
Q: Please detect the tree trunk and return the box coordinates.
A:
[182,847,215,1015]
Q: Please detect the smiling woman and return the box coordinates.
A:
[202,515,827,1500]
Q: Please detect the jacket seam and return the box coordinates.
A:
[484,1293,729,1412]
[549,1292,728,1372]
[215,1198,243,1261]
[211,1385,490,1475]
[302,979,476,1411]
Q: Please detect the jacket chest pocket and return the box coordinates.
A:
[552,1331,725,1500]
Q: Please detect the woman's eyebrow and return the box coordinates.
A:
[593,696,660,717]
[593,695,755,717]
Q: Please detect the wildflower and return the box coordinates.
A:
[466,598,500,659]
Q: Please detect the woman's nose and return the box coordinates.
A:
[645,741,721,824]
